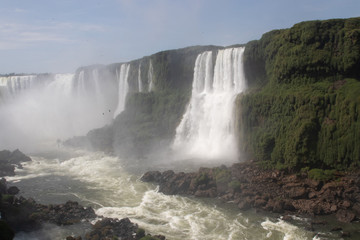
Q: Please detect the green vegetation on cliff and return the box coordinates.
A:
[238,17,360,170]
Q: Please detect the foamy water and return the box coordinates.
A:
[6,148,319,240]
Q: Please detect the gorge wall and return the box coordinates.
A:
[237,17,360,170]
[1,17,359,171]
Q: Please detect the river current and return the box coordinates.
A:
[6,146,329,240]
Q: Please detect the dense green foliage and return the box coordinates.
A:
[237,17,360,170]
[244,18,360,86]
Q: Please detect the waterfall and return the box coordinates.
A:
[45,73,75,97]
[173,47,246,160]
[114,63,130,117]
[0,75,36,101]
[77,70,86,97]
[148,60,154,92]
[0,71,117,151]
[138,63,143,92]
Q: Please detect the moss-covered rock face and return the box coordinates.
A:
[238,17,360,170]
[244,17,360,86]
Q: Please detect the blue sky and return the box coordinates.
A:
[0,0,359,74]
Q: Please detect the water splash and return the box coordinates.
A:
[0,75,36,101]
[8,149,313,240]
[0,71,116,151]
[114,63,130,117]
[148,60,154,92]
[138,63,143,93]
[173,47,246,161]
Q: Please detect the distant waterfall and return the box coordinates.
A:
[0,70,118,150]
[45,73,75,97]
[148,60,154,92]
[173,47,246,160]
[138,63,143,92]
[114,63,130,117]
[0,75,36,100]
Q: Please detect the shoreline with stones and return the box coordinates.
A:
[0,149,165,240]
[141,161,360,225]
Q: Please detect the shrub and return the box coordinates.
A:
[308,168,337,181]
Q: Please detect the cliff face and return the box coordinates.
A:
[237,17,360,170]
[84,17,360,170]
[86,45,222,157]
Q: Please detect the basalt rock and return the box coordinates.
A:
[1,181,166,239]
[83,218,166,240]
[142,161,360,223]
[0,149,32,177]
[0,180,96,232]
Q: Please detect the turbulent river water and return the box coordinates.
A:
[5,146,331,240]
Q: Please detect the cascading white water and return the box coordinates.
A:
[148,60,154,92]
[173,47,246,161]
[0,71,117,151]
[114,63,130,117]
[7,149,313,240]
[138,63,143,93]
[0,75,36,101]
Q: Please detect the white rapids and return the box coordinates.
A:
[8,148,314,240]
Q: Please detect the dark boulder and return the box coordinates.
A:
[141,171,162,182]
[336,209,356,223]
[8,149,31,166]
[0,149,32,176]
[7,186,19,195]
[84,218,138,240]
[0,220,15,240]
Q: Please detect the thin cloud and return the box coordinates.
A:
[14,8,27,13]
[0,21,107,50]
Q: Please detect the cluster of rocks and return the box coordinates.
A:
[0,149,165,240]
[0,178,165,240]
[68,218,166,240]
[0,178,95,233]
[141,162,360,223]
[0,149,32,177]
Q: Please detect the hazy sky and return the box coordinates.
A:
[1,0,359,74]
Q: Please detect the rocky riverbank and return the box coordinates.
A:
[0,149,166,240]
[141,161,360,223]
[0,149,32,177]
[0,178,165,240]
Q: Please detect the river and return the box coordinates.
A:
[5,146,328,240]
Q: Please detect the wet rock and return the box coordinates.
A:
[254,198,267,207]
[266,199,284,213]
[66,236,82,240]
[336,209,356,223]
[8,149,31,166]
[85,218,136,239]
[34,201,97,225]
[0,178,7,194]
[0,220,15,240]
[0,149,32,176]
[141,171,162,183]
[331,227,343,231]
[7,186,20,195]
[286,187,308,199]
[141,161,360,223]
[238,199,251,210]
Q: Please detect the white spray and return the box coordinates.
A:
[173,47,246,161]
[148,60,154,92]
[114,63,130,117]
[138,63,143,93]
